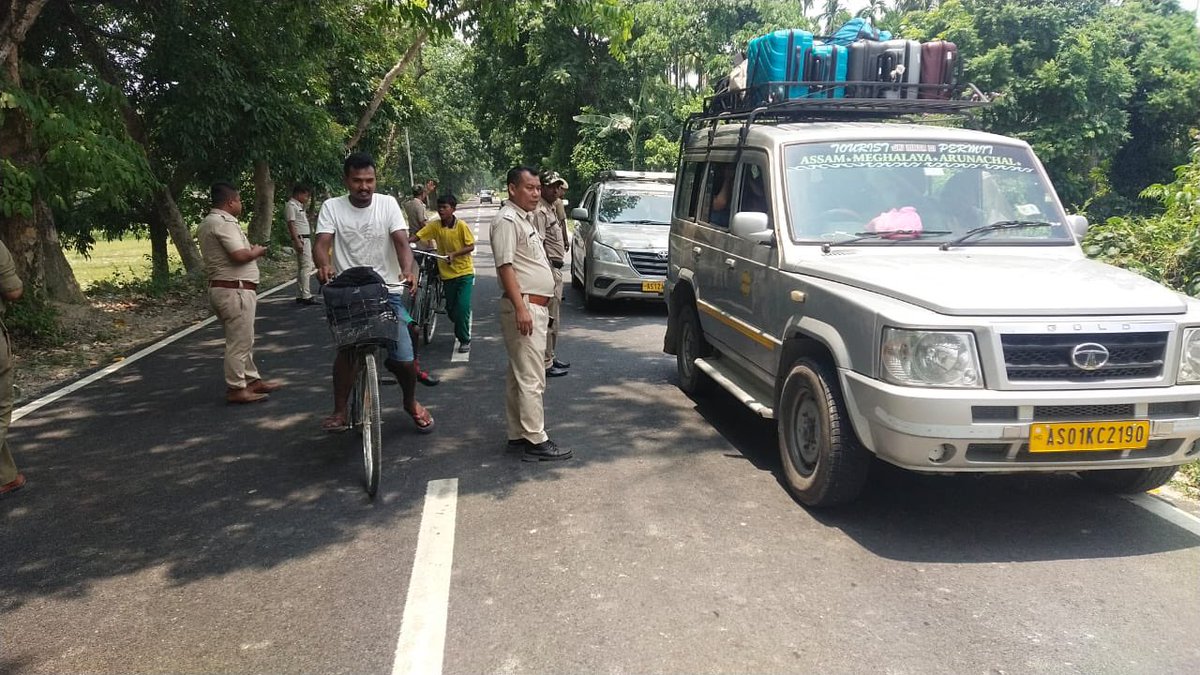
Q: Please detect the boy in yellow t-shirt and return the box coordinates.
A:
[413,195,476,352]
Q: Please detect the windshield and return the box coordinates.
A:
[598,190,673,225]
[783,140,1072,246]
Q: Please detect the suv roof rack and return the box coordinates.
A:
[683,81,991,164]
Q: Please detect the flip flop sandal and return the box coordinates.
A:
[409,407,435,434]
[322,414,349,433]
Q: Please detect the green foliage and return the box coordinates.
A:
[3,294,61,345]
[1084,139,1200,293]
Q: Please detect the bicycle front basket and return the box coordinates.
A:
[322,283,399,348]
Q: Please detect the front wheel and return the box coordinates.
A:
[359,352,382,498]
[776,358,871,507]
[421,284,438,345]
[1079,466,1178,494]
[675,302,712,395]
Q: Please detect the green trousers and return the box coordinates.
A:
[0,326,17,484]
[443,274,474,345]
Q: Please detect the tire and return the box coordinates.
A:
[776,358,871,507]
[421,285,438,345]
[360,352,382,498]
[1079,466,1178,494]
[582,262,603,311]
[675,302,713,395]
[570,261,582,290]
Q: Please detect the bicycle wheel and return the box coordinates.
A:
[348,350,363,432]
[359,352,382,498]
[421,283,438,345]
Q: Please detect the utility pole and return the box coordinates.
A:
[404,127,414,187]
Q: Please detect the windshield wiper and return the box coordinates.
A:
[608,219,666,225]
[821,230,952,253]
[939,220,1054,250]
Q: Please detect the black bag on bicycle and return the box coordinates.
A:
[322,267,398,348]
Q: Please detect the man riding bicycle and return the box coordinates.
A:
[313,152,435,433]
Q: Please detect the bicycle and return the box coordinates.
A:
[411,248,448,345]
[323,272,402,498]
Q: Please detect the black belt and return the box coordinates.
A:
[299,234,312,238]
[550,260,564,269]
[210,280,258,290]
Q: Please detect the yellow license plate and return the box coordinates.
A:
[1029,420,1150,453]
[642,281,664,293]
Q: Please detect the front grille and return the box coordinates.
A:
[973,406,1017,421]
[1001,332,1168,382]
[626,250,668,277]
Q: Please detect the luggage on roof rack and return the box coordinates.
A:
[699,80,988,123]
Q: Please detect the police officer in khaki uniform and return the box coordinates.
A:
[536,170,572,377]
[286,184,317,305]
[402,184,428,234]
[0,240,26,497]
[197,182,281,404]
[490,166,571,462]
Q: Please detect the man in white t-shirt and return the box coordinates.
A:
[313,152,434,433]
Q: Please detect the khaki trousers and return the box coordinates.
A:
[499,298,550,444]
[544,267,563,367]
[209,287,261,389]
[296,237,314,299]
[0,325,17,484]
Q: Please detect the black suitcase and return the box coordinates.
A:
[847,41,889,98]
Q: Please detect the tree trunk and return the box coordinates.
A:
[148,187,204,277]
[249,160,274,245]
[0,47,85,304]
[148,216,169,283]
[0,0,49,65]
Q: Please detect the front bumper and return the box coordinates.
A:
[589,257,665,302]
[841,370,1200,472]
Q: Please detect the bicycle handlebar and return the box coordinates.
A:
[411,248,450,261]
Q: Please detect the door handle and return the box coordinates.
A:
[724,258,736,268]
[692,246,702,257]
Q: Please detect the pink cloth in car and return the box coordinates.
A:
[867,207,923,239]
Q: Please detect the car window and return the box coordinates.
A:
[735,162,770,222]
[698,161,734,228]
[582,189,596,213]
[782,141,1071,245]
[675,161,704,220]
[598,190,673,225]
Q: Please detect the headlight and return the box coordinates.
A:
[881,328,983,388]
[592,241,622,264]
[1178,328,1200,383]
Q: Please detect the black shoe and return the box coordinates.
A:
[295,297,319,305]
[522,439,572,462]
[417,369,440,386]
[545,364,569,378]
[552,358,571,369]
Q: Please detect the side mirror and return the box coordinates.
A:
[570,207,590,222]
[730,211,774,245]
[1067,214,1089,239]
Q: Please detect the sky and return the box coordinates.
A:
[842,0,1200,24]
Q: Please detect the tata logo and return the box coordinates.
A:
[1070,343,1110,371]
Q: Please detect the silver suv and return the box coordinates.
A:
[570,171,674,309]
[664,116,1200,507]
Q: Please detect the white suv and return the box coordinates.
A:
[664,110,1200,507]
[570,171,675,309]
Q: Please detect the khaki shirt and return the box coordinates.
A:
[402,198,427,232]
[0,240,23,316]
[489,202,554,297]
[197,208,260,283]
[285,198,309,235]
[534,198,567,263]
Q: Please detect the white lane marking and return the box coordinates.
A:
[392,478,459,675]
[1125,492,1200,538]
[13,279,295,422]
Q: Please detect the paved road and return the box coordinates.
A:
[3,201,1199,674]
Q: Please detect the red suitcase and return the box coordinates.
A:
[919,41,958,100]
